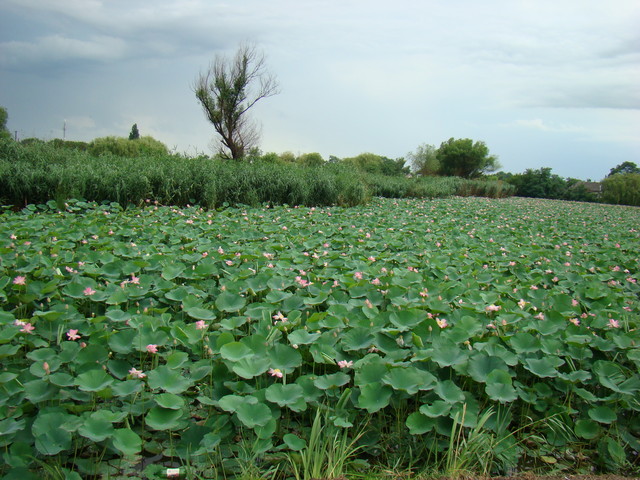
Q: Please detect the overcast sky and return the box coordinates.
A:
[1,0,638,180]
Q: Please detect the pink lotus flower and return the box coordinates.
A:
[195,320,208,330]
[354,272,363,280]
[129,367,146,379]
[67,329,81,341]
[569,318,580,326]
[436,318,448,329]
[337,360,353,369]
[13,276,26,285]
[272,311,287,323]
[517,299,527,309]
[20,322,35,333]
[485,304,501,312]
[83,287,96,296]
[608,319,620,328]
[268,368,283,378]
[130,275,140,284]
[146,344,158,353]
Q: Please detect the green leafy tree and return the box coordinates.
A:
[128,123,140,140]
[342,152,409,176]
[607,161,639,177]
[297,152,325,167]
[0,106,11,141]
[407,143,439,175]
[436,138,500,178]
[602,173,640,206]
[88,136,168,158]
[194,43,279,159]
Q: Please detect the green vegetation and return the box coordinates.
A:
[87,135,169,158]
[0,196,638,478]
[0,139,513,208]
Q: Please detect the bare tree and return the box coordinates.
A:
[194,43,279,159]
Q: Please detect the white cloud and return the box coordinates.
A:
[0,35,127,67]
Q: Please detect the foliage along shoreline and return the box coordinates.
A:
[0,138,514,209]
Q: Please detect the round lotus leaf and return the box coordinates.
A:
[235,401,272,428]
[313,372,350,390]
[145,406,184,430]
[155,392,185,409]
[112,428,142,456]
[485,370,517,403]
[588,406,617,424]
[267,343,302,372]
[357,382,392,413]
[382,366,436,395]
[74,369,114,392]
[434,380,465,404]
[215,291,246,312]
[283,433,306,451]
[575,419,601,439]
[406,412,436,435]
[147,365,193,394]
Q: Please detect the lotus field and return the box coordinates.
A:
[1,196,639,478]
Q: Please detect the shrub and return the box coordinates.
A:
[602,173,640,206]
[88,135,168,158]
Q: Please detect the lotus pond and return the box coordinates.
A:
[0,196,639,479]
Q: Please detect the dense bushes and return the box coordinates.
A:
[503,168,598,203]
[0,139,516,208]
[88,135,169,158]
[602,173,640,207]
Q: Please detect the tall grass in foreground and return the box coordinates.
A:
[0,139,513,207]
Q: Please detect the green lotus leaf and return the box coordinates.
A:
[235,401,272,428]
[265,383,306,411]
[467,353,509,383]
[48,372,75,387]
[523,357,563,378]
[166,351,189,369]
[430,344,469,367]
[155,392,185,409]
[186,307,215,320]
[220,341,253,362]
[314,372,350,390]
[357,382,392,413]
[406,411,436,435]
[419,400,451,418]
[389,309,424,331]
[108,330,137,354]
[112,428,142,456]
[161,263,186,280]
[574,419,601,439]
[287,329,322,345]
[147,365,193,394]
[32,409,73,455]
[341,327,375,351]
[267,343,302,372]
[283,433,307,451]
[112,379,144,397]
[215,291,246,312]
[382,366,436,395]
[78,412,114,442]
[74,369,114,392]
[508,332,541,353]
[434,379,465,404]
[228,356,266,379]
[145,406,184,430]
[485,369,517,403]
[588,406,617,424]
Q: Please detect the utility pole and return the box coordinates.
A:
[63,119,66,140]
